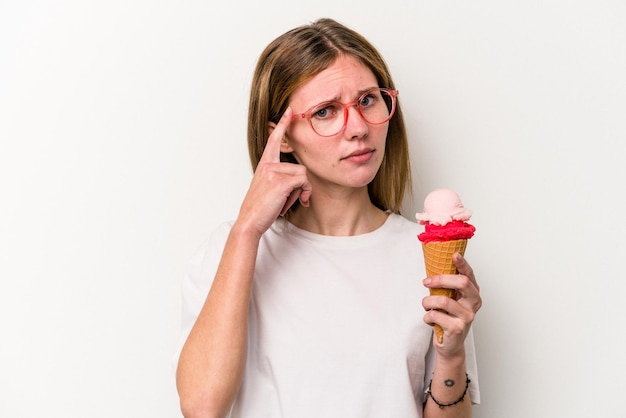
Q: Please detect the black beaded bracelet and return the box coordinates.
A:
[425,373,471,409]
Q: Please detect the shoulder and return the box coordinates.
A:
[383,213,421,237]
[196,221,233,253]
[186,220,235,274]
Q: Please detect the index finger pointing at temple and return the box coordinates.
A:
[260,107,293,164]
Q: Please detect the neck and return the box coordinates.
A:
[289,187,389,236]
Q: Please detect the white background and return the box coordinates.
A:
[1,1,625,417]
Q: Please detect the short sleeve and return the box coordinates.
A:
[172,222,233,370]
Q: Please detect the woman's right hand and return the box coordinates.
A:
[236,107,312,238]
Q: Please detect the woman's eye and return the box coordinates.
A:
[314,108,329,118]
[313,104,339,119]
[359,93,377,108]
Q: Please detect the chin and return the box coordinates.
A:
[344,173,379,188]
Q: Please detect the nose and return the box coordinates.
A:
[343,105,368,140]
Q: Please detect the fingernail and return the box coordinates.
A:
[423,278,432,285]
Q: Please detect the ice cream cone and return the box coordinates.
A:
[422,239,467,277]
[422,239,467,343]
[416,188,475,344]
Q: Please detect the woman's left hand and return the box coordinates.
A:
[422,252,482,359]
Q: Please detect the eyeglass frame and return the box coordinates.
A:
[290,87,399,137]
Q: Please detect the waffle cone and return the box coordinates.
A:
[422,239,468,343]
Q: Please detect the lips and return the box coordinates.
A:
[342,148,375,163]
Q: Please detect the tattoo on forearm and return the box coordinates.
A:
[426,373,471,408]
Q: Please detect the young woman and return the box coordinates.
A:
[176,18,481,418]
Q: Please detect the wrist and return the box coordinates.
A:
[231,218,265,242]
[425,372,471,409]
[427,352,470,412]
[435,347,466,369]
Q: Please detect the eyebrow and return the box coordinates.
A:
[318,86,380,104]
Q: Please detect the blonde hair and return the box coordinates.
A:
[248,18,411,213]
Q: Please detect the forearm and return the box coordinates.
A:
[176,222,260,418]
[424,352,472,418]
[422,253,481,418]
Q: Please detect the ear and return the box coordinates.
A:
[268,121,295,154]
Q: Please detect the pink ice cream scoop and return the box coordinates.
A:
[416,188,475,243]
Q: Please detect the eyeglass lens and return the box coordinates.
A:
[310,89,395,136]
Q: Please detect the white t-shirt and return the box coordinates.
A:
[178,213,480,418]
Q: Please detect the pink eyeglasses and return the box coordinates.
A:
[291,88,399,137]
